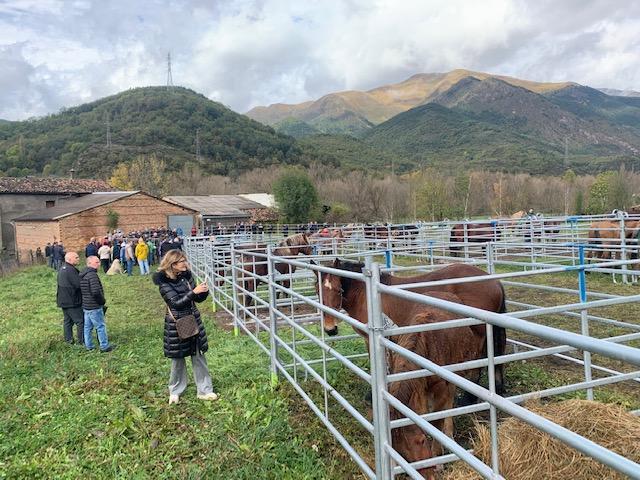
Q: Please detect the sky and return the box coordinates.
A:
[1,0,640,120]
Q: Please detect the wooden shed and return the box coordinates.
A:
[13,191,196,260]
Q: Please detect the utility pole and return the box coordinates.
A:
[195,128,201,162]
[105,112,112,149]
[166,52,174,89]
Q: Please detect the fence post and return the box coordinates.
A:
[463,222,469,259]
[229,242,240,337]
[619,215,628,284]
[578,245,593,400]
[486,242,495,274]
[364,257,392,479]
[266,245,279,388]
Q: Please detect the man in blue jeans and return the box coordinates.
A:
[80,256,115,352]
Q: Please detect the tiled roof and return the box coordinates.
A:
[0,176,114,194]
[14,192,138,221]
[163,195,265,216]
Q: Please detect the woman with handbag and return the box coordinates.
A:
[153,250,219,404]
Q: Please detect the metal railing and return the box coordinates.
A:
[184,230,640,479]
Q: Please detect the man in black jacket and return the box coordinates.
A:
[56,252,84,345]
[80,256,115,352]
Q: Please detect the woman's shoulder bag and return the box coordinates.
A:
[167,306,199,340]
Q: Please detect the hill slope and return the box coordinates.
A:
[246,69,573,135]
[0,87,305,178]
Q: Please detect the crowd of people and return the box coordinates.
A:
[53,226,219,404]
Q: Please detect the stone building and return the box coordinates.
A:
[0,176,113,257]
[13,191,196,259]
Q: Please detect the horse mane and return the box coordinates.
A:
[333,258,393,284]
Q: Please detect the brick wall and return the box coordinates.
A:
[58,193,195,252]
[14,221,61,260]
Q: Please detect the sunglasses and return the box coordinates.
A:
[172,259,187,265]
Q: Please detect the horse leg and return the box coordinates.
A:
[244,278,257,306]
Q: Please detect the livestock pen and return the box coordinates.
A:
[184,217,640,479]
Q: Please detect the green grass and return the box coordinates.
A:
[0,266,353,479]
[2,262,638,479]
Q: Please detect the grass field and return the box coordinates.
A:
[1,262,638,479]
[0,266,358,479]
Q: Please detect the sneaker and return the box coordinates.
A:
[100,345,116,353]
[197,392,219,401]
[168,394,179,405]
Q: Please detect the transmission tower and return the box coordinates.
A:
[195,128,201,162]
[105,112,112,149]
[166,52,174,89]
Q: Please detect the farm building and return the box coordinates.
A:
[13,191,196,260]
[0,176,113,257]
[163,194,277,227]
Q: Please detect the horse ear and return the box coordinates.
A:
[333,258,341,267]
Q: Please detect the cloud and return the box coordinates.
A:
[0,0,639,120]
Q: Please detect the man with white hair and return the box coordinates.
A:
[56,251,84,345]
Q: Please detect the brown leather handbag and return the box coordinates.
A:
[167,307,199,340]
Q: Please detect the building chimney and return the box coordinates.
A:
[69,168,76,180]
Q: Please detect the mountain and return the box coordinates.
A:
[598,88,640,98]
[362,77,640,174]
[246,69,573,135]
[430,77,640,154]
[362,103,562,174]
[0,86,306,178]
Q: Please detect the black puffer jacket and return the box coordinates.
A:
[79,267,106,310]
[153,270,209,358]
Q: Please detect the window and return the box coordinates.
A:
[46,200,55,208]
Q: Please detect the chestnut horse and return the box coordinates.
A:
[239,233,313,306]
[586,219,640,263]
[317,259,507,398]
[317,261,490,478]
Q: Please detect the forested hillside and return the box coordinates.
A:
[0,87,308,178]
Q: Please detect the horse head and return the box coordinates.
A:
[314,259,344,336]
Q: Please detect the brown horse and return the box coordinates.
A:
[317,260,507,401]
[317,262,487,479]
[449,222,499,256]
[239,233,313,306]
[308,228,345,248]
[586,219,640,262]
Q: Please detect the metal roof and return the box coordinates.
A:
[163,195,264,216]
[14,191,139,221]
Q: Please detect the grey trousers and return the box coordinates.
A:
[62,307,84,344]
[168,350,214,396]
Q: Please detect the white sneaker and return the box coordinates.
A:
[168,394,179,404]
[197,392,219,401]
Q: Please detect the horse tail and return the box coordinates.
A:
[493,282,507,395]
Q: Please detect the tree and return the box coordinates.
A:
[106,209,119,231]
[109,163,134,190]
[563,169,576,214]
[272,169,319,223]
[587,172,615,214]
